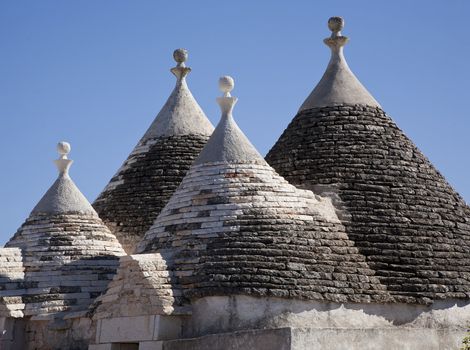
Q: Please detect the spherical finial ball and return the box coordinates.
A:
[173,48,188,64]
[219,76,234,93]
[57,141,71,156]
[328,17,344,33]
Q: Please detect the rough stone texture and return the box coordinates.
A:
[32,173,96,215]
[94,134,210,254]
[24,317,95,350]
[266,104,470,303]
[5,214,125,317]
[138,162,391,304]
[92,253,189,320]
[0,249,25,318]
[93,57,214,254]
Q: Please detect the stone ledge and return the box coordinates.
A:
[96,315,183,344]
[161,327,467,350]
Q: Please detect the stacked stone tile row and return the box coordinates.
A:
[92,253,188,320]
[94,134,210,254]
[0,248,25,317]
[5,213,125,317]
[93,49,214,254]
[266,104,470,303]
[138,162,392,304]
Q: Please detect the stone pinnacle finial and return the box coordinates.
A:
[324,16,348,51]
[173,48,188,67]
[171,48,191,80]
[54,141,73,175]
[57,141,71,159]
[219,76,235,97]
[298,15,380,111]
[328,17,344,37]
[217,76,237,115]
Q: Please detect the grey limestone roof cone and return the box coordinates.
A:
[266,17,470,304]
[137,77,392,304]
[93,49,214,254]
[4,142,125,319]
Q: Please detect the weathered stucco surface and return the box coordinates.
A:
[188,295,470,337]
[299,17,380,111]
[162,326,466,350]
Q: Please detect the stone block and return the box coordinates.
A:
[153,315,182,340]
[99,315,155,343]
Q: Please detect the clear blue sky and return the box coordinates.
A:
[1,1,469,245]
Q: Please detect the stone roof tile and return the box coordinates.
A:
[266,18,470,303]
[137,77,392,304]
[2,143,125,319]
[93,49,214,253]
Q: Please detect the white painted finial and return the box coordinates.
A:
[171,48,191,81]
[324,16,348,51]
[54,141,73,175]
[298,16,381,111]
[57,141,71,159]
[219,76,234,97]
[217,76,237,116]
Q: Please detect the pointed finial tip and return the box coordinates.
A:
[219,76,234,94]
[173,48,188,64]
[328,17,344,34]
[57,141,71,157]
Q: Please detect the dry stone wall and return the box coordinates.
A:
[24,317,95,350]
[5,214,125,317]
[94,134,209,253]
[0,248,25,318]
[138,162,392,304]
[92,253,188,320]
[266,104,470,303]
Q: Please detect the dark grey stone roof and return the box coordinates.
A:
[93,54,213,253]
[94,134,210,254]
[137,108,393,304]
[138,160,392,304]
[266,104,470,303]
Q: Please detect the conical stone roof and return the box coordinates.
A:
[93,49,214,254]
[266,17,470,304]
[4,142,125,318]
[299,17,380,111]
[137,77,391,304]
